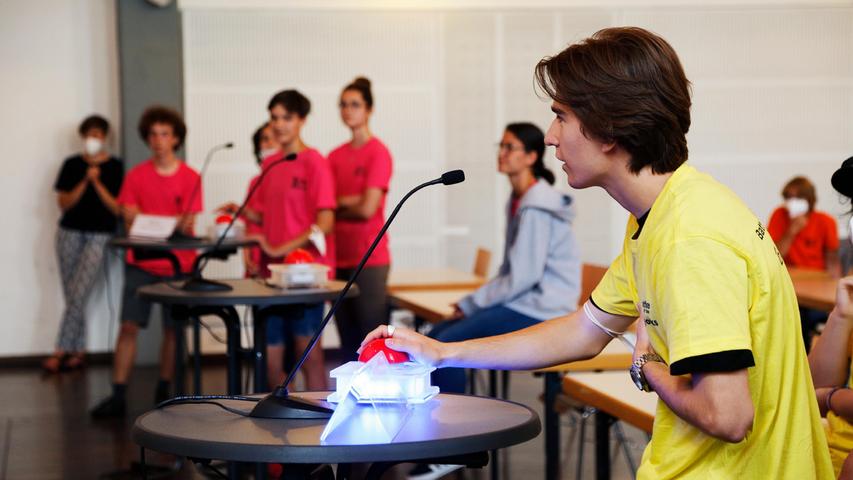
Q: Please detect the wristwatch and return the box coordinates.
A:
[630,353,666,392]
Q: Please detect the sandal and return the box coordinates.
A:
[41,354,64,374]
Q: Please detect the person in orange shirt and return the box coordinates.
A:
[768,175,841,350]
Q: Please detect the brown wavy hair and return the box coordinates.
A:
[535,27,692,174]
[137,105,186,151]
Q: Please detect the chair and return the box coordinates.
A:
[578,263,607,308]
[472,247,492,277]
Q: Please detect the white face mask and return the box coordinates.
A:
[84,137,104,156]
[259,148,279,160]
[785,198,809,218]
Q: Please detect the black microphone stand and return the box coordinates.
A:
[181,153,296,292]
[249,170,465,419]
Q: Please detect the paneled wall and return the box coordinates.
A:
[181,3,853,278]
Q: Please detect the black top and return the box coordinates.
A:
[54,155,123,233]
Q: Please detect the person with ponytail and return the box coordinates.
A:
[328,76,394,359]
[428,122,581,394]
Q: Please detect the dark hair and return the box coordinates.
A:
[831,156,853,200]
[137,105,186,151]
[535,27,692,175]
[267,89,311,118]
[78,115,109,136]
[505,122,554,185]
[251,123,268,165]
[782,176,817,211]
[343,76,373,109]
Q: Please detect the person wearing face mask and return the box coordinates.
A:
[768,176,840,274]
[219,90,335,391]
[242,122,279,278]
[328,77,394,360]
[809,157,853,478]
[47,115,123,374]
[768,176,840,350]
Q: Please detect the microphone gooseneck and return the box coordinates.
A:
[183,142,234,218]
[249,169,466,419]
[182,152,297,292]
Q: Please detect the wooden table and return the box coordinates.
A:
[387,268,485,292]
[389,288,472,323]
[562,371,657,480]
[788,267,835,312]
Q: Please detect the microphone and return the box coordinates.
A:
[249,169,467,419]
[180,152,297,292]
[441,169,465,185]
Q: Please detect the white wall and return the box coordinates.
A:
[0,0,121,356]
[180,1,853,280]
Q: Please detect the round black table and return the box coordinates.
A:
[133,392,541,479]
[138,279,358,395]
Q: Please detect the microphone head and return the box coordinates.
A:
[225,142,234,148]
[441,169,465,185]
[284,152,298,161]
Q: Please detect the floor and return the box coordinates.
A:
[0,356,649,479]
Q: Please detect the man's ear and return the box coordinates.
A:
[600,140,618,154]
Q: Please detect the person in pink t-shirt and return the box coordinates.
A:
[92,106,202,419]
[328,77,393,360]
[220,90,334,391]
[242,122,279,278]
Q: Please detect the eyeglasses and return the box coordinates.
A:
[496,143,525,153]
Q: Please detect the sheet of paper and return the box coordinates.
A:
[128,214,178,240]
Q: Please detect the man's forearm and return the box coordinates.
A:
[439,312,614,371]
[810,309,853,387]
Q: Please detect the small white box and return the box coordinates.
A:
[327,361,438,404]
[268,263,330,289]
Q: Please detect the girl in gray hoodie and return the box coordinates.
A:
[429,122,581,393]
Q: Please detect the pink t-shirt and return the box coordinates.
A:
[117,159,202,276]
[256,148,336,276]
[328,137,393,268]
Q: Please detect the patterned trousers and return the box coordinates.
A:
[55,228,111,352]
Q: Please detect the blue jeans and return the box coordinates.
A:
[266,303,325,345]
[428,305,540,394]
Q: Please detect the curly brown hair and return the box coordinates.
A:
[137,105,187,151]
[535,27,692,174]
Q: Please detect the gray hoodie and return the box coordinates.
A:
[457,180,581,320]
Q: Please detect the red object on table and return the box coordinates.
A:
[285,248,315,264]
[215,214,233,224]
[358,338,411,364]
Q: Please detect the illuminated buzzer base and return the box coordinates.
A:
[327,361,439,404]
[267,264,330,289]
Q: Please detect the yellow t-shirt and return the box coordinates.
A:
[826,363,853,476]
[591,164,833,479]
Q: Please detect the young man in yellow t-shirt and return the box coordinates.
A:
[360,26,833,479]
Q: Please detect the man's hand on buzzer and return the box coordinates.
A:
[358,325,446,368]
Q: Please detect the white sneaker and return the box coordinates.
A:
[407,463,464,480]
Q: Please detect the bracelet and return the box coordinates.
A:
[826,387,845,414]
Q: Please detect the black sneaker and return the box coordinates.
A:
[90,395,127,419]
